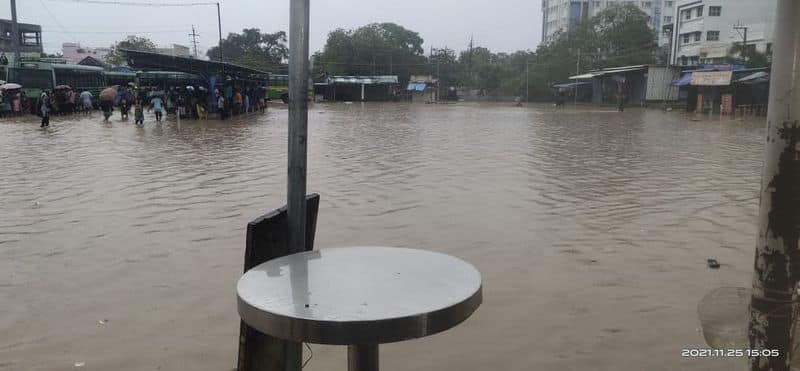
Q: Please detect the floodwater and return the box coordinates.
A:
[1,103,764,370]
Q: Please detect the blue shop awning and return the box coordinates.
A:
[671,73,693,86]
[406,82,427,91]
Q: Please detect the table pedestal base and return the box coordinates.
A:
[348,344,379,371]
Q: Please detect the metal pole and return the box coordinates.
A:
[216,3,223,62]
[748,1,800,370]
[348,345,379,371]
[574,50,580,108]
[10,0,21,61]
[285,1,310,370]
[526,62,529,103]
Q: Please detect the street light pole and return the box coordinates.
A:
[747,1,800,370]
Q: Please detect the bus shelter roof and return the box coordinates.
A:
[120,49,269,83]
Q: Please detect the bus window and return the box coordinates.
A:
[8,68,54,90]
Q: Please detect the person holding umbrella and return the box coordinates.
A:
[99,86,116,121]
[79,90,93,114]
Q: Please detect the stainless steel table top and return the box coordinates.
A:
[237,246,482,345]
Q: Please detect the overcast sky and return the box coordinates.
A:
[2,0,543,57]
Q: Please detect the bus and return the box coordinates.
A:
[1,60,55,107]
[104,71,137,87]
[267,74,289,103]
[136,71,203,89]
[52,64,106,105]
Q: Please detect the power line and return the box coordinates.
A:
[47,0,218,6]
[41,29,190,34]
[38,0,79,42]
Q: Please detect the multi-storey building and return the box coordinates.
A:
[0,19,43,57]
[61,43,111,64]
[664,0,777,66]
[541,0,667,43]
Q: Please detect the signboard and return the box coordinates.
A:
[691,71,733,86]
[721,94,733,115]
[696,94,703,113]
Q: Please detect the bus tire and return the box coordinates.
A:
[281,93,289,104]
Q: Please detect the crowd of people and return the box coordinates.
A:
[99,83,268,124]
[0,88,27,117]
[4,79,270,125]
[214,85,268,120]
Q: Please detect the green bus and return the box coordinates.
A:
[52,64,106,105]
[104,71,137,87]
[137,71,203,89]
[267,74,289,103]
[1,60,55,103]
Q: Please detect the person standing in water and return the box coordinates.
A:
[134,99,144,126]
[149,95,163,122]
[616,83,626,112]
[40,90,51,127]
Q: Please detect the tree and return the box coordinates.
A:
[520,3,657,100]
[590,3,657,66]
[105,35,156,66]
[206,28,288,71]
[314,23,427,84]
[722,43,771,68]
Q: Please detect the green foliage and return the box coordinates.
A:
[314,23,427,84]
[105,35,156,66]
[206,28,288,71]
[521,3,656,100]
[313,4,656,100]
[591,3,658,66]
[722,44,771,68]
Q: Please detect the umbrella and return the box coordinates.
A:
[0,83,22,90]
[55,84,72,90]
[100,87,117,101]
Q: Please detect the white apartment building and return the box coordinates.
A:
[541,0,670,43]
[665,0,777,66]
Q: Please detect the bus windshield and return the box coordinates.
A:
[8,68,54,90]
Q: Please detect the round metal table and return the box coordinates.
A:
[237,246,483,371]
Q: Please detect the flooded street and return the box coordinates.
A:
[1,103,764,370]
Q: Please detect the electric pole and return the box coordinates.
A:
[216,2,223,63]
[189,25,199,58]
[10,0,21,61]
[748,0,800,370]
[734,21,749,53]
